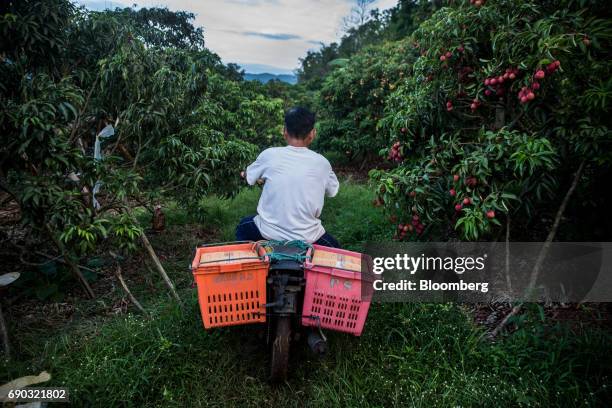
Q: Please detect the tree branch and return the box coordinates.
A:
[490,161,586,338]
[121,203,181,303]
[527,160,586,290]
[109,251,148,316]
[69,75,99,146]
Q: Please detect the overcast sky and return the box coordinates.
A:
[75,0,398,74]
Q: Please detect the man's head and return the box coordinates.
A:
[284,107,316,146]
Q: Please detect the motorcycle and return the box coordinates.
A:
[191,240,372,383]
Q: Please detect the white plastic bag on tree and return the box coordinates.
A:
[92,124,115,209]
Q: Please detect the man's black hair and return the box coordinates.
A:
[284,107,315,139]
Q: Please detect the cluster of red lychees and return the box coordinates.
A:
[483,67,519,99]
[395,214,425,240]
[450,174,496,219]
[518,60,560,104]
[388,141,403,162]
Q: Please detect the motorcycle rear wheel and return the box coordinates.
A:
[269,317,290,383]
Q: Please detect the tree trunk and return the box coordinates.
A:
[117,143,134,162]
[45,224,95,299]
[505,215,512,294]
[0,304,10,360]
[494,106,505,130]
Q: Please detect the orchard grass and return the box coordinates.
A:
[2,181,610,407]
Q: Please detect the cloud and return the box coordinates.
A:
[226,0,279,5]
[75,0,399,74]
[75,0,131,11]
[242,31,302,41]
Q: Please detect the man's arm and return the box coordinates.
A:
[244,151,268,186]
[325,169,339,197]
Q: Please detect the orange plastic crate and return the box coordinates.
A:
[191,242,269,329]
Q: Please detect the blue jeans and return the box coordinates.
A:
[235,215,340,248]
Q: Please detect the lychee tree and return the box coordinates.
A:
[0,1,279,296]
[372,0,611,240]
[314,40,416,163]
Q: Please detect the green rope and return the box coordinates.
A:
[260,240,313,263]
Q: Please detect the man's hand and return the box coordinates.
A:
[240,170,264,186]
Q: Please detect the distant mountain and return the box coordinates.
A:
[244,72,297,85]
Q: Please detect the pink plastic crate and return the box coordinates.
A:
[301,245,373,336]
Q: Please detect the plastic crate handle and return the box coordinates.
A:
[196,240,255,248]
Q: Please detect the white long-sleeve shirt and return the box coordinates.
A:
[246,145,339,243]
